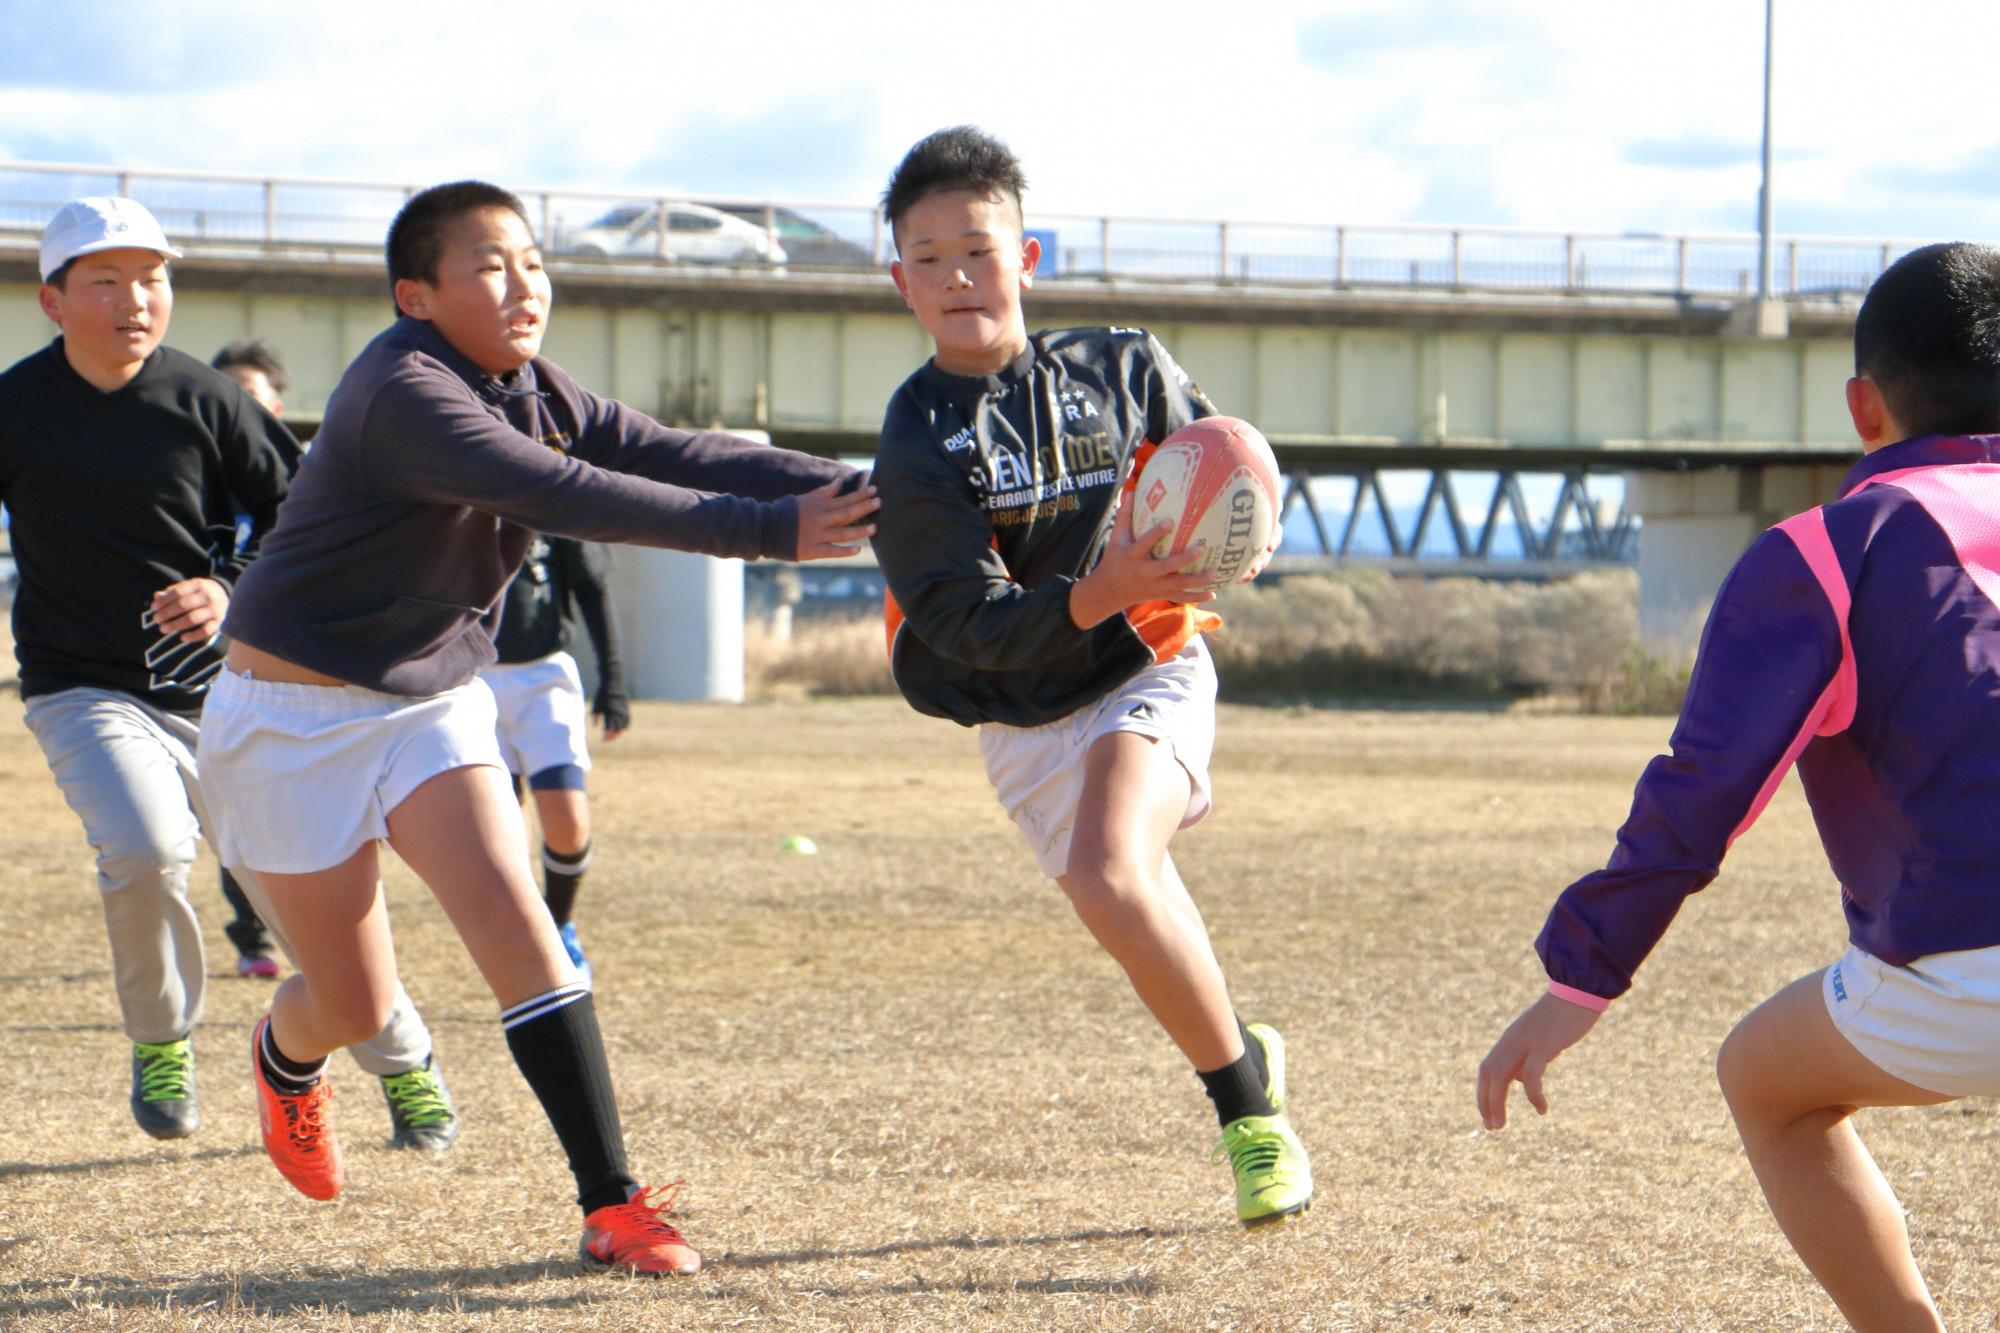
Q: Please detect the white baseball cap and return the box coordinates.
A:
[39,196,182,282]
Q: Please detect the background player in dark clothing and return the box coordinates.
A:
[209,338,292,977]
[2,197,457,1147]
[212,339,288,422]
[480,534,629,984]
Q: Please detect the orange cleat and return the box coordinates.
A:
[251,1017,343,1201]
[579,1183,703,1276]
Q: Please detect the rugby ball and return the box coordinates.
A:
[1128,416,1282,587]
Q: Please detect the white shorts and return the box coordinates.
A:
[978,638,1216,879]
[1824,942,2000,1097]
[479,652,591,780]
[197,667,507,874]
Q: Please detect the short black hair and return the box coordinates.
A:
[210,337,288,393]
[1855,242,2000,438]
[881,126,1027,248]
[385,180,533,297]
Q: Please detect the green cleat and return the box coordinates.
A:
[380,1058,458,1151]
[1213,1113,1312,1228]
[1214,1023,1310,1227]
[131,1037,199,1140]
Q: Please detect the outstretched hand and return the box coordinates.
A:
[1069,517,1217,629]
[1476,991,1602,1130]
[794,477,880,562]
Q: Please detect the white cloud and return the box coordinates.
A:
[2,0,1998,242]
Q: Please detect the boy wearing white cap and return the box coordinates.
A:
[0,198,460,1147]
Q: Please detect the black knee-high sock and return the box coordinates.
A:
[1196,1018,1276,1129]
[500,985,634,1213]
[542,842,591,927]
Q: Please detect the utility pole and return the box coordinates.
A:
[1757,0,1775,300]
[1732,0,1788,336]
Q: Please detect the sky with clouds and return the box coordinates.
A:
[0,0,1996,242]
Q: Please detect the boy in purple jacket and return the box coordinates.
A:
[1479,242,2000,1330]
[198,180,877,1276]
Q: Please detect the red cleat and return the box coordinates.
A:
[250,1017,343,1200]
[579,1184,702,1276]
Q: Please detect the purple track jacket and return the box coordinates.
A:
[1540,435,2000,1003]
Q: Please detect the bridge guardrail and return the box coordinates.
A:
[0,159,1924,299]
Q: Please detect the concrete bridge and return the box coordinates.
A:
[0,161,1887,672]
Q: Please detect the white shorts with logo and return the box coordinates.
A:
[978,638,1216,880]
[479,652,591,780]
[197,667,508,874]
[1824,941,2000,1097]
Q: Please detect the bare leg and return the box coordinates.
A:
[1058,731,1239,1071]
[390,763,663,1247]
[385,764,573,1008]
[1716,971,1952,1333]
[1157,850,1217,947]
[255,842,400,1063]
[531,787,591,857]
[254,764,636,1230]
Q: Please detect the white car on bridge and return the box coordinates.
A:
[557,201,786,265]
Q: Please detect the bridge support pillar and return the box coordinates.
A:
[595,427,770,703]
[1628,462,1853,658]
[609,550,746,702]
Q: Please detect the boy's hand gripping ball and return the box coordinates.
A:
[1128,416,1282,588]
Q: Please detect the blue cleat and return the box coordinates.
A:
[559,921,592,988]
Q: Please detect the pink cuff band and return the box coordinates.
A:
[1547,981,1611,1012]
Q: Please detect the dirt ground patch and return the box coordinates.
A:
[1,698,1994,1330]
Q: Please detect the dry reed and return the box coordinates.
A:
[744,571,1694,713]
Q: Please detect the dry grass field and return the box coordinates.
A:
[3,694,1998,1330]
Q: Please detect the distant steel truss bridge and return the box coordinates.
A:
[1272,464,1637,576]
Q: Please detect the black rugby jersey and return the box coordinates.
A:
[871,326,1216,727]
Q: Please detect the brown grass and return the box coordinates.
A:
[2,698,1995,1329]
